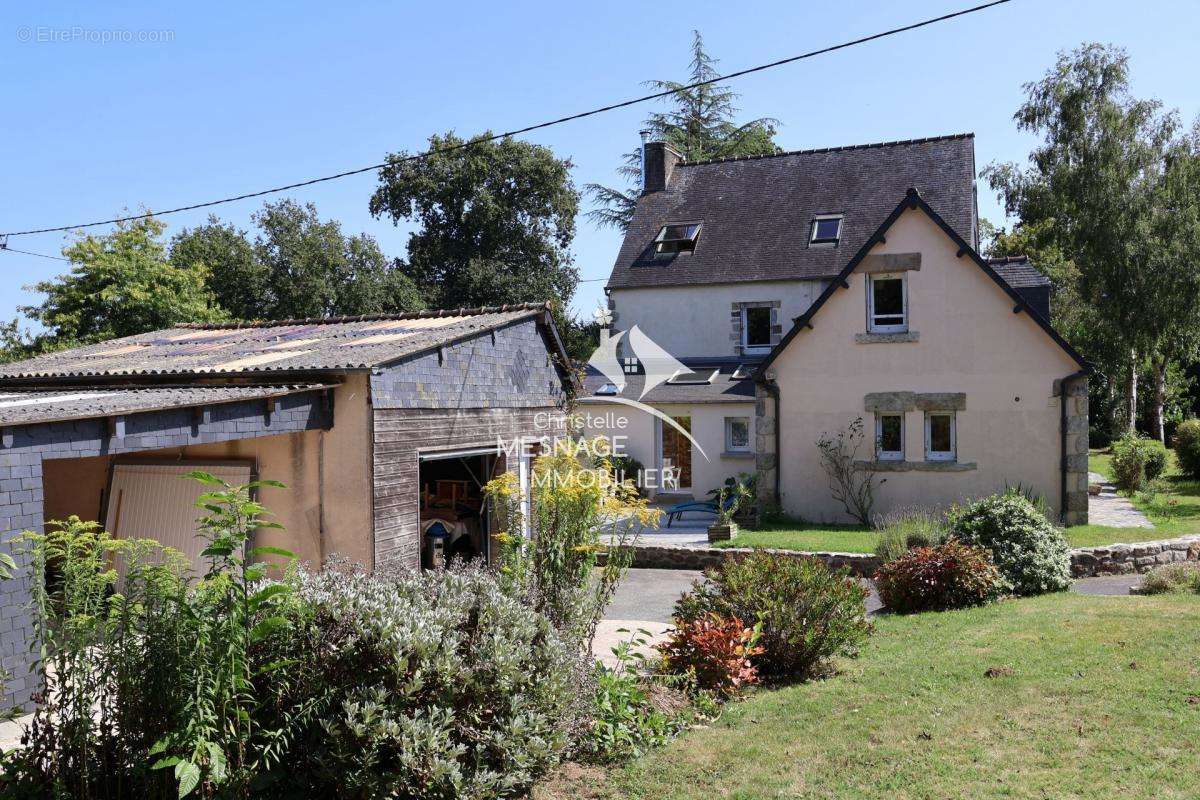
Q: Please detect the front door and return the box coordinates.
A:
[660,415,692,491]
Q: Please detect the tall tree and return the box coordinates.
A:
[19,216,223,352]
[169,216,264,320]
[586,30,780,231]
[369,132,579,310]
[983,43,1198,438]
[171,200,424,320]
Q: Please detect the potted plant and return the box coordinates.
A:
[707,474,755,542]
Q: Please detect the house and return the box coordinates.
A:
[584,134,1089,527]
[0,303,572,708]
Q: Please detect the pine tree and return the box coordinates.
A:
[585,31,779,231]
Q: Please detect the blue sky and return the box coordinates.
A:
[1,0,1197,327]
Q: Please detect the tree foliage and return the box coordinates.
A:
[17,216,224,354]
[984,43,1200,436]
[369,132,580,310]
[171,200,424,321]
[586,30,780,231]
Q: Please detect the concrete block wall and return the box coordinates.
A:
[0,390,330,711]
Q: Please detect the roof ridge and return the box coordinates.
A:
[177,302,551,330]
[678,133,975,168]
[986,254,1031,264]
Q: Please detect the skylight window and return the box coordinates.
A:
[653,223,702,256]
[810,215,843,246]
[595,382,619,396]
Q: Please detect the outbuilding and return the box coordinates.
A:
[0,303,573,708]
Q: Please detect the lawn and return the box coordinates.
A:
[711,522,874,553]
[718,520,1169,553]
[542,592,1200,800]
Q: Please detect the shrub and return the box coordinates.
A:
[674,552,871,680]
[1,475,303,799]
[816,417,885,525]
[269,564,583,798]
[1140,561,1200,595]
[582,629,694,764]
[657,614,762,697]
[1111,433,1168,491]
[1173,418,1200,479]
[874,507,947,563]
[874,541,1002,613]
[949,493,1071,596]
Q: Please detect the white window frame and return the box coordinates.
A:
[725,416,751,453]
[809,214,843,245]
[741,306,773,353]
[875,413,905,461]
[867,272,908,333]
[924,411,957,462]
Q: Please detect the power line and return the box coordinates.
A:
[0,244,68,262]
[1,0,1011,238]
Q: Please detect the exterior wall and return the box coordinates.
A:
[609,280,825,358]
[0,390,331,710]
[764,208,1082,523]
[369,319,567,568]
[580,400,757,499]
[39,377,373,569]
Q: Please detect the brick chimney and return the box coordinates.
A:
[642,139,682,193]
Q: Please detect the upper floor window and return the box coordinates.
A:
[742,307,772,352]
[653,223,701,257]
[622,356,639,374]
[867,273,907,333]
[810,214,843,246]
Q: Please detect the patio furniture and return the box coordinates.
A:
[664,494,736,527]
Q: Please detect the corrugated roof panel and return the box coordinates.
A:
[210,350,315,371]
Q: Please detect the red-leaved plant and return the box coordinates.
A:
[656,613,763,697]
[874,540,1001,614]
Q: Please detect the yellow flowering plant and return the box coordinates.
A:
[485,437,660,651]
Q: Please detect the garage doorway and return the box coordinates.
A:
[418,448,511,569]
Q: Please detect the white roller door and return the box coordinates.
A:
[104,462,254,575]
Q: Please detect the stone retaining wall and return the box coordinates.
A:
[1070,535,1200,577]
[625,544,880,577]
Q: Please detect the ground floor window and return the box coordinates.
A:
[875,413,904,460]
[725,416,751,452]
[925,412,956,461]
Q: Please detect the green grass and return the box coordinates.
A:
[1089,447,1114,480]
[546,593,1200,800]
[718,519,1170,553]
[711,522,874,553]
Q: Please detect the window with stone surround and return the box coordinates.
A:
[731,301,781,356]
[924,411,956,461]
[875,413,904,461]
[867,273,907,333]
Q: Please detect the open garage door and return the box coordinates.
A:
[104,461,254,574]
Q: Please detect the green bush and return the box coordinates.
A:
[270,565,582,798]
[873,507,947,563]
[1111,433,1168,491]
[674,552,871,680]
[874,541,1002,613]
[949,494,1071,596]
[1140,561,1200,595]
[1172,418,1200,479]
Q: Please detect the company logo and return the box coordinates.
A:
[585,308,708,462]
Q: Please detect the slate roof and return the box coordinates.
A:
[0,384,331,426]
[987,255,1051,288]
[607,134,977,290]
[0,304,555,381]
[580,358,756,405]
